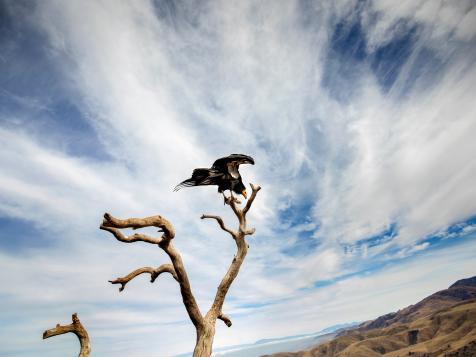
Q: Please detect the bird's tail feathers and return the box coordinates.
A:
[173,168,221,191]
[173,179,196,191]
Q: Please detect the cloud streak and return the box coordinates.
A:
[0,0,475,356]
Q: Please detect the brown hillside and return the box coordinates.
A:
[263,276,476,357]
[359,277,476,331]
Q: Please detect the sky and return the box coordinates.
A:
[0,0,476,356]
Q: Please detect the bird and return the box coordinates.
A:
[174,154,255,200]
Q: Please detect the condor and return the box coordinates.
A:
[174,154,254,199]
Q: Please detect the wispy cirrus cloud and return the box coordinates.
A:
[0,0,475,356]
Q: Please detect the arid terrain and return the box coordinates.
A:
[264,277,476,357]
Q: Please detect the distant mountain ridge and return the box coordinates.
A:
[264,276,476,357]
[449,276,476,289]
[357,276,476,331]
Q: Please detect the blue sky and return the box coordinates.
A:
[1,0,476,356]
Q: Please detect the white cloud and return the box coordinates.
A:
[0,0,475,356]
[315,60,476,246]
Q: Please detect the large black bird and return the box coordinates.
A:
[174,154,255,199]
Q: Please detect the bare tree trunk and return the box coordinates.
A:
[43,313,91,357]
[100,183,261,356]
[194,321,216,357]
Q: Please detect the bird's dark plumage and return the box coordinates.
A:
[174,154,254,198]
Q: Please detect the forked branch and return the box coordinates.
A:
[43,313,91,357]
[205,183,261,322]
[101,212,204,329]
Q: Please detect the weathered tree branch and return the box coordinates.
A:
[159,240,204,329]
[102,212,204,329]
[217,313,232,327]
[225,195,243,224]
[243,183,261,215]
[100,212,175,240]
[206,184,261,324]
[109,264,178,292]
[99,225,163,244]
[201,214,237,239]
[43,313,91,357]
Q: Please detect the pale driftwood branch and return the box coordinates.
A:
[159,241,204,329]
[109,264,178,292]
[43,313,91,357]
[101,212,175,240]
[243,183,261,215]
[218,313,232,327]
[244,228,256,235]
[201,214,237,238]
[225,195,243,223]
[99,225,163,244]
[206,183,261,325]
[207,235,247,319]
[101,212,204,330]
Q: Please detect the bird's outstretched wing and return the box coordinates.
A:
[212,154,255,171]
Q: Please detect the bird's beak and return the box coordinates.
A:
[242,189,247,199]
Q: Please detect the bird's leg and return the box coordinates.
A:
[227,191,241,204]
[222,192,227,205]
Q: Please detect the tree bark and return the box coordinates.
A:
[194,321,216,357]
[101,183,261,357]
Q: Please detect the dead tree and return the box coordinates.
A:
[42,313,91,357]
[100,183,261,357]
